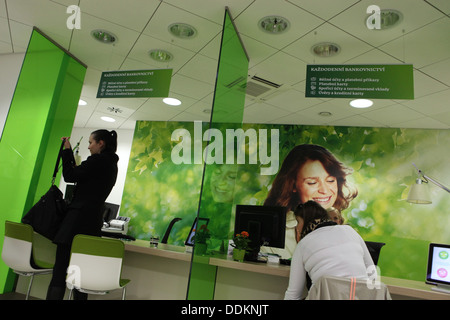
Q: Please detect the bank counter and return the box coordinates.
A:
[15,239,450,300]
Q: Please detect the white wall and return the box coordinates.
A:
[0,53,25,140]
[58,127,135,214]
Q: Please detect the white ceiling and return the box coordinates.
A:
[1,0,449,130]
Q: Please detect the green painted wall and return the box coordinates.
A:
[0,28,86,293]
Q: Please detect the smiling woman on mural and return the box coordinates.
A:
[210,164,238,203]
[263,144,358,258]
[295,159,338,209]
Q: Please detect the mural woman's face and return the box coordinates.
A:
[294,160,338,209]
[210,165,237,203]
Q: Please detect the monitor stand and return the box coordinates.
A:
[245,221,267,263]
[245,246,267,263]
[431,284,450,294]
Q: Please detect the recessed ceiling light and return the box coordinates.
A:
[78,99,87,106]
[312,43,340,57]
[169,23,197,39]
[163,98,181,106]
[101,116,116,122]
[258,16,290,34]
[366,9,403,30]
[350,99,373,108]
[91,30,117,44]
[149,49,173,62]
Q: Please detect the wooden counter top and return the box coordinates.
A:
[124,240,289,276]
[382,276,450,300]
[209,256,290,277]
[124,239,192,262]
[123,241,450,300]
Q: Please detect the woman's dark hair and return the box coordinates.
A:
[294,200,334,239]
[264,144,357,211]
[91,129,118,153]
[294,200,329,226]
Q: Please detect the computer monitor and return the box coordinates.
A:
[234,204,287,262]
[426,243,450,294]
[102,202,120,223]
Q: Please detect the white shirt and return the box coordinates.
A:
[284,225,375,300]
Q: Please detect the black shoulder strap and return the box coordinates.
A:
[52,140,65,185]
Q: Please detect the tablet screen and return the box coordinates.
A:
[185,217,209,246]
[426,243,450,286]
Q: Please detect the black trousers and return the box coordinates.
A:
[46,243,87,300]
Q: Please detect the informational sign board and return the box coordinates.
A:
[97,69,172,98]
[305,64,414,99]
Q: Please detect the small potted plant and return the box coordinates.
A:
[231,231,250,262]
[194,224,210,255]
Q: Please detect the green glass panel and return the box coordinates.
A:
[210,10,248,125]
[186,8,249,300]
[0,28,86,293]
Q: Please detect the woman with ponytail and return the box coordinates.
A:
[47,130,119,300]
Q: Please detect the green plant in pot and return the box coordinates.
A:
[231,231,250,262]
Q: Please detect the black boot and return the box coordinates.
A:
[46,286,66,300]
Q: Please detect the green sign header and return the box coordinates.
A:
[305,64,414,99]
[97,69,172,98]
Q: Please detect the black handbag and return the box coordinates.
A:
[22,140,67,240]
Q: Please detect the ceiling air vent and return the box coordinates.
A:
[250,75,282,89]
[225,75,284,101]
[244,81,273,97]
[245,75,284,101]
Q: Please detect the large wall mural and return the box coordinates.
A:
[121,120,450,281]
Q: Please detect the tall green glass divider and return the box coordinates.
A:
[0,28,86,293]
[186,8,249,300]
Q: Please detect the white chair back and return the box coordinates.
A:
[66,234,128,296]
[68,253,123,291]
[2,236,35,273]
